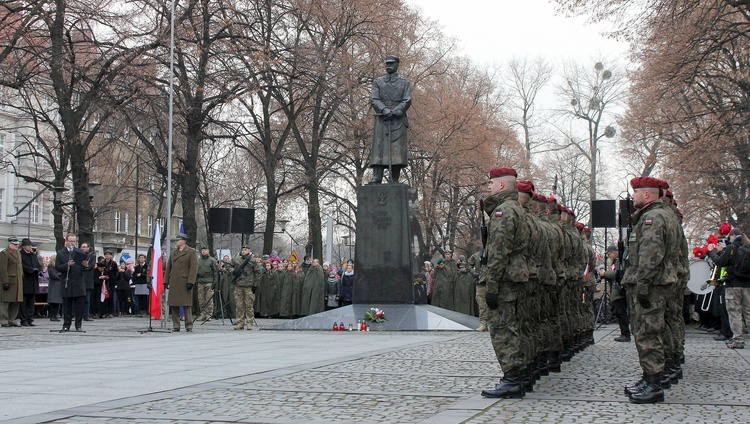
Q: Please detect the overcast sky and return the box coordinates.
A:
[405,0,629,66]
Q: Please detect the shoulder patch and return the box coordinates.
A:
[645,219,653,225]
[495,211,503,217]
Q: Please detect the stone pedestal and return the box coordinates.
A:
[353,183,422,304]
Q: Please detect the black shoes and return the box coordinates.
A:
[624,375,647,396]
[628,374,664,404]
[614,335,631,342]
[481,371,525,399]
[714,334,731,341]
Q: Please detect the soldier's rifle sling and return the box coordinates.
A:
[231,254,253,285]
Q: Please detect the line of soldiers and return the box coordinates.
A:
[479,168,598,399]
[478,168,689,405]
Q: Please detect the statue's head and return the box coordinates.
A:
[385,55,399,74]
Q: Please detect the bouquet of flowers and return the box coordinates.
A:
[363,307,387,323]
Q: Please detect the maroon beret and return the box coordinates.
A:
[583,226,591,233]
[515,180,535,194]
[557,204,565,212]
[546,194,557,204]
[487,167,517,179]
[664,190,673,199]
[532,193,546,202]
[630,176,668,189]
[575,222,584,231]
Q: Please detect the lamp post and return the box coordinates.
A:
[275,219,302,257]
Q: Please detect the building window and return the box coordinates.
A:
[147,215,153,237]
[158,217,164,234]
[30,192,41,224]
[0,133,5,159]
[115,211,122,233]
[125,212,129,234]
[0,189,4,222]
[137,214,143,236]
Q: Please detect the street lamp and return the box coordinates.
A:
[275,219,295,255]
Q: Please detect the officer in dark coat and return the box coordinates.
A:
[369,55,412,184]
[20,238,41,326]
[165,233,198,332]
[55,233,90,331]
[0,237,23,327]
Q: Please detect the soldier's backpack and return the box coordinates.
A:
[734,244,750,279]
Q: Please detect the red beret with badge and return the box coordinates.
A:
[487,167,517,179]
[515,180,535,194]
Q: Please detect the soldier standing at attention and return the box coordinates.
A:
[229,246,261,330]
[166,233,198,332]
[480,167,529,399]
[467,251,487,331]
[622,176,680,404]
[196,246,217,322]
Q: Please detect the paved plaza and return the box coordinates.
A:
[1,315,749,423]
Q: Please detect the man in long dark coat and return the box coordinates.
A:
[165,233,198,332]
[55,233,90,331]
[0,237,23,327]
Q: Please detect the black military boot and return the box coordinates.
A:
[669,365,682,383]
[547,351,562,373]
[522,367,534,393]
[659,372,672,390]
[624,373,647,396]
[629,374,664,404]
[537,356,549,377]
[368,167,384,184]
[481,371,525,399]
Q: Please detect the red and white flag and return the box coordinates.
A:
[100,278,109,302]
[582,263,590,280]
[149,226,164,319]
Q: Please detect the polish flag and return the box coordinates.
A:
[100,279,109,302]
[149,226,164,319]
[582,263,590,280]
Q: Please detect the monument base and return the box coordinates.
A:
[267,305,479,331]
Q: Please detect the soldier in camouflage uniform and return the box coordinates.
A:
[545,195,568,370]
[534,193,562,372]
[196,247,217,322]
[480,167,529,399]
[622,176,681,404]
[581,225,597,343]
[467,251,487,331]
[227,246,262,330]
[516,180,546,387]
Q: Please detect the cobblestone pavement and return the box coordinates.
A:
[1,315,749,423]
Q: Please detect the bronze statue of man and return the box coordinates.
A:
[369,55,412,184]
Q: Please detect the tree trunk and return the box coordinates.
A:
[307,176,322,261]
[69,141,95,249]
[262,167,278,255]
[181,124,201,247]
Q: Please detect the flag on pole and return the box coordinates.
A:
[149,226,164,319]
[582,263,590,280]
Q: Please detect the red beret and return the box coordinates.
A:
[557,204,564,212]
[719,222,732,236]
[583,226,591,233]
[575,222,584,231]
[707,234,718,244]
[692,245,708,258]
[664,190,673,199]
[546,194,556,204]
[515,180,535,194]
[487,167,517,179]
[630,176,668,189]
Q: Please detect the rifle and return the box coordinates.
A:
[230,254,254,285]
[480,195,488,266]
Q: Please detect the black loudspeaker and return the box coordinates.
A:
[231,208,255,234]
[619,199,633,228]
[208,208,231,234]
[591,200,617,228]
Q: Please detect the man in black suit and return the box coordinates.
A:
[55,233,90,331]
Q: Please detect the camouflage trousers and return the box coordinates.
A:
[628,284,670,375]
[488,300,525,373]
[556,284,572,343]
[583,286,595,332]
[519,281,542,364]
[234,287,255,325]
[197,283,214,318]
[539,285,563,352]
[475,283,487,327]
[662,282,685,366]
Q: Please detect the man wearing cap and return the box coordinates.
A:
[166,233,198,332]
[196,246,217,322]
[228,245,261,330]
[622,176,681,404]
[19,238,42,326]
[368,55,412,184]
[0,237,23,327]
[431,257,453,310]
[601,244,630,342]
[480,167,530,399]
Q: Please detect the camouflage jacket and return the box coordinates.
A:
[228,254,262,288]
[481,189,529,300]
[623,197,681,295]
[563,223,585,285]
[196,255,217,284]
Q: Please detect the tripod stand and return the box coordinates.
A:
[139,285,171,333]
[595,279,612,330]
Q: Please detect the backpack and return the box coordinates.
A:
[734,244,750,279]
